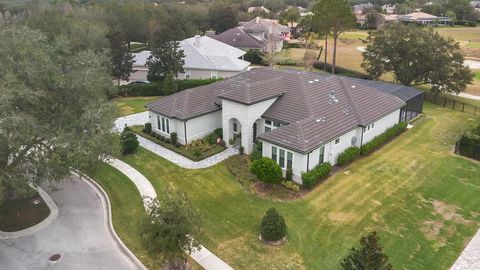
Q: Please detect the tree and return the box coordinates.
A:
[208,2,239,34]
[362,24,473,94]
[106,31,134,86]
[250,157,283,184]
[279,7,300,27]
[140,188,202,269]
[120,126,139,155]
[163,72,178,95]
[260,207,287,241]
[341,232,393,270]
[364,11,385,29]
[147,25,185,81]
[312,0,355,74]
[0,26,117,202]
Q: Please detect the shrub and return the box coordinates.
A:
[116,78,220,97]
[143,122,152,134]
[239,146,244,155]
[285,168,293,181]
[170,132,178,145]
[260,208,286,241]
[163,72,177,95]
[251,141,263,161]
[281,180,299,192]
[158,135,165,142]
[457,133,480,161]
[165,138,171,144]
[120,126,139,154]
[205,133,218,145]
[360,122,408,155]
[244,49,265,65]
[229,138,235,145]
[175,142,181,148]
[455,20,476,27]
[214,128,223,139]
[185,139,212,152]
[312,61,374,80]
[302,162,332,189]
[337,147,361,166]
[191,148,202,157]
[250,157,282,184]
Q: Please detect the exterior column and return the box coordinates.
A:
[241,120,254,154]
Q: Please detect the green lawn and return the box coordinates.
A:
[114,96,161,117]
[95,103,480,269]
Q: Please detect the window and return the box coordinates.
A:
[365,122,375,132]
[272,146,277,162]
[335,138,340,144]
[319,146,325,164]
[279,149,285,168]
[211,70,218,79]
[157,116,161,130]
[185,69,191,79]
[287,152,293,170]
[233,123,238,133]
[161,117,165,132]
[157,115,171,134]
[264,119,281,132]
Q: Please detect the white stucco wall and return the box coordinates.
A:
[130,67,244,81]
[361,109,400,144]
[185,110,222,142]
[261,141,306,181]
[222,97,277,153]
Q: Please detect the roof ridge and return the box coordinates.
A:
[300,74,315,118]
[338,77,364,125]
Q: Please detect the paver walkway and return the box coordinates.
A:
[451,228,480,270]
[114,112,238,169]
[107,158,234,270]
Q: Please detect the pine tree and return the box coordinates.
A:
[106,31,134,86]
[341,232,393,270]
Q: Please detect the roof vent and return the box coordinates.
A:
[351,85,356,88]
[343,109,349,115]
[315,117,326,123]
[333,98,339,103]
[308,81,314,84]
[314,79,320,82]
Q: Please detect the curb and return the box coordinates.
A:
[74,173,148,270]
[0,186,59,240]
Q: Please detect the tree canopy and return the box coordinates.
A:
[0,25,117,202]
[208,1,239,34]
[362,24,473,94]
[106,31,134,86]
[341,232,392,270]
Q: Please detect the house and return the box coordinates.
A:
[248,6,271,14]
[131,35,250,81]
[397,12,452,26]
[212,17,290,53]
[146,68,423,182]
[353,2,374,15]
[382,4,396,14]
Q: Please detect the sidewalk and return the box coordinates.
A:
[106,158,234,270]
[451,228,480,270]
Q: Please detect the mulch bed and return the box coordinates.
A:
[0,194,50,232]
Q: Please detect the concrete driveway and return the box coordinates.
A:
[0,175,139,270]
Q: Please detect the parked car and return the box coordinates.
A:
[129,80,150,84]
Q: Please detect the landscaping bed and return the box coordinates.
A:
[0,193,50,232]
[130,125,225,161]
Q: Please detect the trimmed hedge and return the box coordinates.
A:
[360,122,408,155]
[312,61,374,80]
[244,50,266,65]
[455,20,476,27]
[250,157,283,184]
[457,135,480,160]
[302,162,332,189]
[337,147,361,166]
[118,78,221,97]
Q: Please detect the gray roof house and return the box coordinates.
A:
[131,35,250,81]
[146,68,423,182]
[212,17,290,52]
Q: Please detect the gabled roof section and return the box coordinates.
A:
[211,27,266,50]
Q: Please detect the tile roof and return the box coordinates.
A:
[147,68,410,153]
[211,27,266,50]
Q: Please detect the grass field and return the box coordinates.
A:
[114,96,161,117]
[95,103,480,270]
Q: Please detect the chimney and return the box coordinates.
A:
[194,35,201,47]
[256,17,260,23]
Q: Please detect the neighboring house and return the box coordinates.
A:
[146,68,423,182]
[353,2,374,15]
[131,36,250,81]
[382,4,396,14]
[212,17,290,53]
[397,12,452,26]
[248,6,270,13]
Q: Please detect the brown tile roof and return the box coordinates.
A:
[147,68,408,152]
[211,27,266,50]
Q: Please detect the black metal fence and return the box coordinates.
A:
[424,92,479,116]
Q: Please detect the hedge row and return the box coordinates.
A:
[337,146,361,166]
[457,135,480,160]
[455,20,477,27]
[360,122,408,155]
[312,61,374,80]
[117,78,221,97]
[301,162,332,189]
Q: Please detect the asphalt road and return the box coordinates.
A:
[0,175,136,270]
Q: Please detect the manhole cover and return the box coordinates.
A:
[49,254,61,262]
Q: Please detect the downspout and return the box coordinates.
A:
[360,126,364,147]
[306,153,310,172]
[184,120,188,145]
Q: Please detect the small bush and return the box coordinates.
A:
[120,126,139,154]
[281,180,299,192]
[302,162,332,189]
[337,147,360,166]
[205,133,218,145]
[260,208,287,241]
[165,138,171,144]
[191,148,202,157]
[457,133,480,161]
[143,122,152,134]
[360,122,407,155]
[251,142,263,161]
[239,146,244,155]
[175,142,181,148]
[158,135,165,142]
[250,157,283,184]
[285,168,293,181]
[170,132,178,145]
[214,128,223,139]
[229,138,235,145]
[244,49,266,65]
[186,139,212,152]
